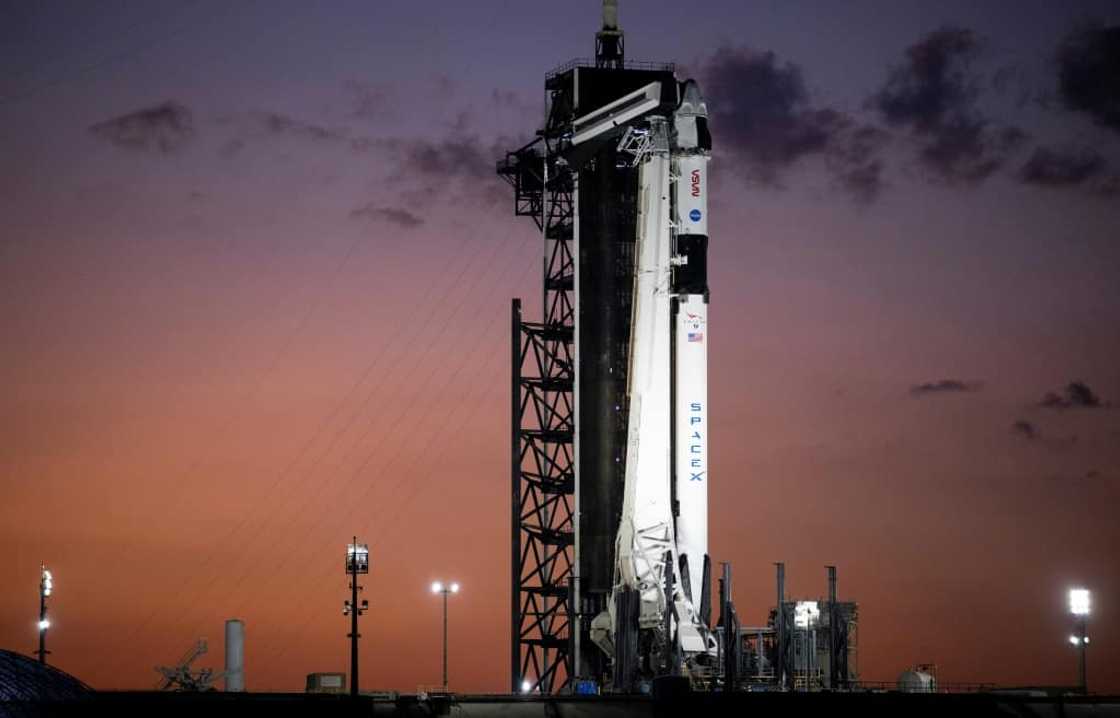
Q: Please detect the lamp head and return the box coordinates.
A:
[1069,588,1091,616]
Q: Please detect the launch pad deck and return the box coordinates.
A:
[9,689,1120,718]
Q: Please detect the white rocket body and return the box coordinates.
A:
[573,74,715,674]
[670,82,711,613]
[673,296,707,605]
[610,115,711,660]
[675,157,708,236]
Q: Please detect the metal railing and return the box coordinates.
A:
[851,680,1000,693]
[546,57,675,79]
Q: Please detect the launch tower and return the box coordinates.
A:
[500,0,711,693]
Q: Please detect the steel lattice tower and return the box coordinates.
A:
[500,121,577,693]
[500,1,677,692]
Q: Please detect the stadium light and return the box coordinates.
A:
[1068,587,1091,694]
[1069,588,1090,616]
[344,537,370,697]
[431,580,460,690]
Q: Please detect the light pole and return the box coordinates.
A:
[37,565,53,664]
[344,538,369,698]
[1069,588,1090,694]
[430,581,459,690]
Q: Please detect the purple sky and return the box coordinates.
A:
[2,0,1119,693]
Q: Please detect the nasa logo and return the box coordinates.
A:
[690,169,701,197]
[689,209,701,222]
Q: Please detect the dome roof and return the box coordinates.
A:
[0,649,91,702]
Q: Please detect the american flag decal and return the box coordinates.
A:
[688,332,703,342]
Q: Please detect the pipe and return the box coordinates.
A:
[775,563,785,689]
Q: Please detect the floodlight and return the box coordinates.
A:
[521,680,532,693]
[1070,635,1080,645]
[794,600,820,629]
[38,620,50,630]
[1069,588,1090,616]
[431,580,460,688]
[346,542,370,574]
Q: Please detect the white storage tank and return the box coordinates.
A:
[897,669,936,693]
[224,619,244,692]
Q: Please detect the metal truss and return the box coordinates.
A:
[500,126,577,694]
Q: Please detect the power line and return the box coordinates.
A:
[199,227,527,634]
[103,222,516,678]
[200,232,533,665]
[96,228,389,675]
[260,248,540,671]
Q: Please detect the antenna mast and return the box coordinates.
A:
[596,0,624,68]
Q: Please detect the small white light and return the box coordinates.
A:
[450,583,460,594]
[1069,588,1091,616]
[38,620,50,630]
[1084,636,1090,644]
[794,601,820,629]
[43,588,52,597]
[521,680,532,693]
[431,582,442,594]
[1069,635,1080,645]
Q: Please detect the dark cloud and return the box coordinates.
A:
[349,204,424,228]
[918,121,1026,183]
[991,64,1046,109]
[1037,381,1110,410]
[701,47,860,186]
[257,112,348,143]
[1057,24,1120,133]
[870,27,1025,183]
[1019,146,1107,187]
[395,136,495,180]
[872,28,981,130]
[89,101,194,153]
[910,379,983,397]
[376,134,509,208]
[825,125,891,202]
[1011,419,1080,449]
[213,111,368,157]
[1011,420,1038,441]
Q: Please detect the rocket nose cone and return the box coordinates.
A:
[678,80,708,119]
